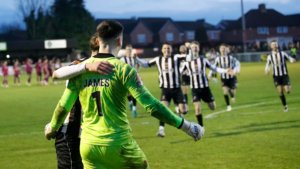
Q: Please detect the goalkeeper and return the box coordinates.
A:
[45,20,204,169]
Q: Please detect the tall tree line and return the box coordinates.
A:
[19,0,95,50]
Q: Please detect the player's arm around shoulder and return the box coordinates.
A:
[52,59,114,80]
[44,78,80,140]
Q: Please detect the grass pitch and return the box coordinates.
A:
[0,62,299,169]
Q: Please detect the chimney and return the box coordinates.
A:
[258,3,266,13]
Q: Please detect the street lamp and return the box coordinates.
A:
[241,0,246,53]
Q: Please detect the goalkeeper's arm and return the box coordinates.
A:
[124,67,204,141]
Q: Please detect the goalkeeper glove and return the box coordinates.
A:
[180,119,204,141]
[44,123,57,140]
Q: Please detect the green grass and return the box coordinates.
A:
[0,62,300,169]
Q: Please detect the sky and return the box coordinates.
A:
[0,0,299,28]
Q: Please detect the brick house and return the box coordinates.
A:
[130,17,182,47]
[218,4,300,50]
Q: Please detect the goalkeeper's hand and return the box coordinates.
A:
[44,123,57,140]
[180,119,204,141]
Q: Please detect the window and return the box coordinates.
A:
[277,26,288,34]
[257,27,269,35]
[166,32,174,42]
[137,34,146,43]
[186,31,195,40]
[207,31,219,40]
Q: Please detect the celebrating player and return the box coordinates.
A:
[181,41,231,127]
[45,20,204,169]
[119,44,140,117]
[265,40,296,112]
[137,43,188,137]
[211,43,240,111]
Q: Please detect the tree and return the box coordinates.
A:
[17,0,52,39]
[51,0,95,50]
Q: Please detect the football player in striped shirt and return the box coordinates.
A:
[265,40,296,112]
[176,44,193,115]
[45,20,204,169]
[181,41,231,126]
[212,43,240,111]
[119,44,140,117]
[137,43,188,137]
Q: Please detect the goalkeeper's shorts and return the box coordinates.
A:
[80,139,149,169]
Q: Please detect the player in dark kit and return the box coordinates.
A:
[265,40,296,112]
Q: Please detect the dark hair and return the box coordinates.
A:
[220,43,227,47]
[89,33,99,52]
[96,20,123,41]
[191,41,200,46]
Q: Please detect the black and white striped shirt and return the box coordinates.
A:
[182,57,227,89]
[265,51,294,77]
[120,56,138,69]
[148,55,185,88]
[213,55,239,79]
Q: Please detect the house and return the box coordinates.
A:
[218,3,300,49]
[130,17,182,47]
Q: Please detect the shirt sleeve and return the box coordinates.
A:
[136,57,150,68]
[52,63,86,80]
[232,57,241,74]
[121,64,183,128]
[148,57,158,67]
[282,51,295,62]
[50,78,79,130]
[205,58,227,74]
[265,55,271,73]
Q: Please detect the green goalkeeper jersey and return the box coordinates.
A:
[50,53,183,145]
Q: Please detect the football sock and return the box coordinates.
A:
[159,121,165,127]
[196,114,203,126]
[280,95,287,106]
[127,96,132,102]
[184,94,188,104]
[132,98,137,106]
[224,95,230,106]
[229,90,235,98]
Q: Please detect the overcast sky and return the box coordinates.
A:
[0,0,299,27]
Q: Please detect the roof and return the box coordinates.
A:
[137,17,172,33]
[175,19,217,32]
[219,4,300,30]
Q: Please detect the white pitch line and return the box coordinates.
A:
[205,101,273,119]
[0,131,42,138]
[205,96,300,119]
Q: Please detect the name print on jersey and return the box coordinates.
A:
[83,78,110,87]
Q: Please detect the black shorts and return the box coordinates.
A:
[221,78,237,89]
[273,75,290,87]
[181,74,190,86]
[192,87,214,103]
[161,88,186,104]
[55,132,83,169]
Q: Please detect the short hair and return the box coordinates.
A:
[220,43,227,47]
[125,44,133,48]
[96,20,123,42]
[89,33,99,52]
[191,41,200,46]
